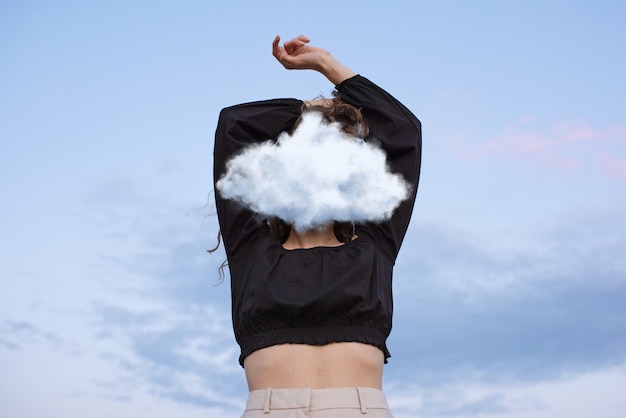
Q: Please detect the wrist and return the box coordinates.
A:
[317,54,356,86]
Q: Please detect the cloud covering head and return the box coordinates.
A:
[216,112,410,231]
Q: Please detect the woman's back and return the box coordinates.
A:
[245,342,384,391]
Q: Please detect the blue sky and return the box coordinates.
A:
[1,1,625,417]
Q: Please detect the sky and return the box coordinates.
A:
[1,1,625,417]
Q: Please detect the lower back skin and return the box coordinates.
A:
[244,342,384,391]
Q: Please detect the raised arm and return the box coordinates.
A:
[337,76,422,258]
[214,99,303,258]
[273,34,422,257]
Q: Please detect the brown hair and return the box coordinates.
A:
[267,217,355,244]
[292,96,369,138]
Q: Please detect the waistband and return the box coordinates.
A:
[245,387,389,413]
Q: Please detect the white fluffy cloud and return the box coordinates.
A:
[217,112,410,231]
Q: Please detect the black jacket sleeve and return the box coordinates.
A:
[213,99,303,259]
[336,75,422,258]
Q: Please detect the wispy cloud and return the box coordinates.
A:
[387,210,626,385]
[85,227,242,413]
[598,152,626,177]
[458,120,626,177]
[49,173,245,414]
[91,290,243,413]
[386,364,626,418]
[0,320,78,354]
[89,304,240,418]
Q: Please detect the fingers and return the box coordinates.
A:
[284,34,309,54]
[295,34,310,44]
[272,35,295,68]
[284,34,310,47]
[274,34,310,54]
[272,34,313,69]
[272,35,282,60]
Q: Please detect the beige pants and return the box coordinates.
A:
[241,387,394,417]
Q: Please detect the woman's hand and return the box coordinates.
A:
[272,35,356,85]
[272,35,329,71]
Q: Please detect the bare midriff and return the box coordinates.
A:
[244,342,384,391]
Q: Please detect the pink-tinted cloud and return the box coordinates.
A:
[481,122,608,156]
[459,120,626,177]
[597,153,626,177]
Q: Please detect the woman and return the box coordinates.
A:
[214,34,422,417]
